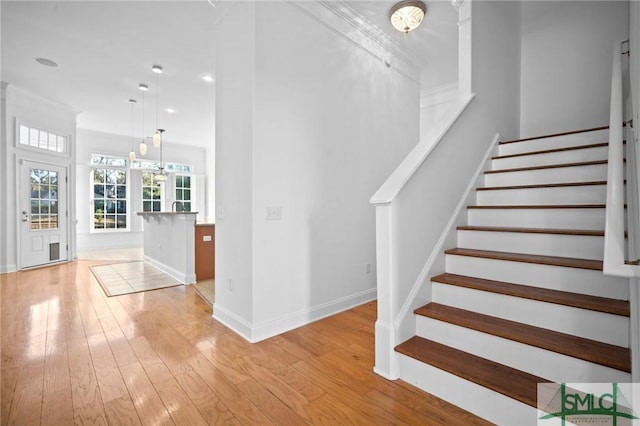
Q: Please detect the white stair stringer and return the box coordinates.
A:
[431,282,628,347]
[467,207,606,230]
[457,229,604,260]
[498,128,609,156]
[477,183,606,205]
[445,254,629,299]
[484,162,607,187]
[492,144,608,170]
[414,316,631,383]
[397,354,537,426]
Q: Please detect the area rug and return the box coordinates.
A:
[90,261,182,297]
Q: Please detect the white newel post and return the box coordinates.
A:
[373,202,399,379]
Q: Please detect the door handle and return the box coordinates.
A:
[21,211,29,222]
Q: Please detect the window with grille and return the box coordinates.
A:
[142,172,161,212]
[174,175,191,212]
[91,156,127,230]
[19,124,67,153]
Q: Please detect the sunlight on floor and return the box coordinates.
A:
[77,247,143,261]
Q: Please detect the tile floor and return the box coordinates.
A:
[90,261,181,296]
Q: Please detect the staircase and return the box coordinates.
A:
[394,127,632,424]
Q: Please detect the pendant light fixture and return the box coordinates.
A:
[138,83,149,156]
[128,99,137,162]
[389,0,426,33]
[152,65,163,148]
[155,129,167,182]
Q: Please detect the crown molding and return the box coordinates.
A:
[287,0,420,83]
[6,83,82,116]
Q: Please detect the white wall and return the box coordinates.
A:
[420,82,459,141]
[214,1,419,341]
[520,1,629,136]
[0,84,77,272]
[76,128,207,251]
[385,0,522,346]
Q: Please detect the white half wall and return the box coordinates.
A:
[520,1,630,136]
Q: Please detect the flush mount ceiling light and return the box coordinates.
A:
[201,73,215,83]
[389,0,426,33]
[35,57,59,68]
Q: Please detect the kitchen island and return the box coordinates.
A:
[137,211,198,284]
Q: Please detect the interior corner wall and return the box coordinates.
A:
[214,1,419,341]
[252,2,419,337]
[214,1,256,332]
[520,1,629,137]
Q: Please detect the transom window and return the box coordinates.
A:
[19,124,67,153]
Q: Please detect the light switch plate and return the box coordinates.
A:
[266,206,282,220]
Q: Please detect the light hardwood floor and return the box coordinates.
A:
[1,260,489,425]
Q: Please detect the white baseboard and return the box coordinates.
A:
[214,288,377,343]
[143,255,195,284]
[0,264,17,274]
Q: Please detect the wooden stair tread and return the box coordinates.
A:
[431,273,629,316]
[492,142,608,160]
[477,181,607,191]
[457,226,604,236]
[485,160,607,174]
[468,204,604,209]
[414,303,630,372]
[444,247,603,270]
[500,126,609,144]
[395,336,546,407]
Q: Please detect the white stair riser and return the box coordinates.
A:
[499,129,610,156]
[477,185,606,205]
[468,208,606,230]
[493,145,608,170]
[484,163,607,187]
[415,317,631,383]
[445,254,629,300]
[431,283,628,346]
[398,355,537,425]
[457,230,604,260]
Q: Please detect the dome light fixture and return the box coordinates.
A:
[389,0,426,33]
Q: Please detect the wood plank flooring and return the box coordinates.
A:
[0,260,489,425]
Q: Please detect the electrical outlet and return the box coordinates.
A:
[266,206,282,220]
[203,235,212,242]
[228,279,234,292]
[366,263,371,274]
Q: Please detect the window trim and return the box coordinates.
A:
[89,154,130,233]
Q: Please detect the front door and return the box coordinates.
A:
[19,161,68,269]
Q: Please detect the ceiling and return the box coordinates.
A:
[1,1,458,149]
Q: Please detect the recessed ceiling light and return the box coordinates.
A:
[35,57,58,68]
[138,84,149,91]
[165,107,176,114]
[128,99,137,104]
[201,74,215,83]
[152,65,163,74]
